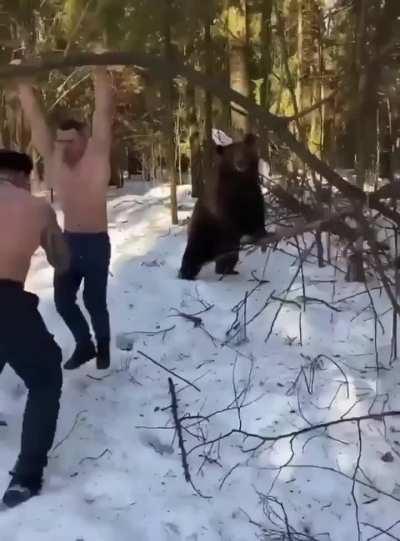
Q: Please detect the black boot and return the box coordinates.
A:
[3,474,42,508]
[96,341,110,370]
[64,341,96,370]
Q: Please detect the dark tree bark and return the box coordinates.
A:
[162,0,178,224]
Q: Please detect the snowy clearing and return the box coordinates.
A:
[1,182,400,541]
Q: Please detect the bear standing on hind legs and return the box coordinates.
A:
[179,133,266,281]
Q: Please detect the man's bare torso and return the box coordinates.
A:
[0,184,46,283]
[49,141,110,234]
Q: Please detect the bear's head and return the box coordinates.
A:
[215,133,259,173]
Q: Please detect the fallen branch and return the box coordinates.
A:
[79,448,111,466]
[352,421,362,541]
[188,410,400,456]
[168,378,190,482]
[138,350,201,393]
[218,462,241,491]
[299,295,342,312]
[363,519,400,541]
[271,295,302,310]
[52,410,87,453]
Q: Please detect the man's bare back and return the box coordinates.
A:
[0,183,69,283]
[0,184,47,282]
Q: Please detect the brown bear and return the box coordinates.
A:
[179,134,266,280]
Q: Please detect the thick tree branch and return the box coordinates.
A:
[188,410,400,455]
[1,52,399,224]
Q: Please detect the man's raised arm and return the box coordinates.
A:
[17,83,54,160]
[91,67,114,153]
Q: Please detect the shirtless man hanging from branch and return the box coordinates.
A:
[15,65,114,371]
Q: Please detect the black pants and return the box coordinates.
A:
[54,232,111,349]
[0,281,62,478]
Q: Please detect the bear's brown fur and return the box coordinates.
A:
[179,134,266,280]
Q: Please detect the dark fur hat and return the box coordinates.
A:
[0,150,33,175]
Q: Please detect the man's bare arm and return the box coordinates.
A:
[40,206,70,273]
[17,84,54,160]
[91,67,114,153]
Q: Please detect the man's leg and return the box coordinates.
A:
[1,292,63,507]
[54,268,95,369]
[82,235,111,369]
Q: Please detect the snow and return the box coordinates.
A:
[1,181,400,540]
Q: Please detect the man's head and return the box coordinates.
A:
[0,150,32,190]
[56,119,89,165]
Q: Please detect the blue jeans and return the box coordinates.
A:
[54,232,111,349]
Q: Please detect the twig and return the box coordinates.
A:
[334,287,382,305]
[271,295,302,309]
[260,493,294,541]
[121,325,176,338]
[138,351,201,392]
[364,520,400,541]
[224,290,276,345]
[168,378,190,482]
[52,410,87,453]
[352,421,362,541]
[243,291,248,343]
[365,279,383,386]
[87,372,114,381]
[169,308,203,327]
[300,296,342,312]
[219,462,241,490]
[187,410,400,456]
[264,463,400,506]
[79,448,111,466]
[266,262,303,343]
[295,237,307,313]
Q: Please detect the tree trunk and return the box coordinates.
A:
[203,0,213,190]
[227,0,251,136]
[274,1,305,144]
[296,0,304,115]
[163,0,178,225]
[187,82,203,198]
[350,0,399,281]
[175,87,183,185]
[348,0,373,283]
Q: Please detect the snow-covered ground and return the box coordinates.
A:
[1,181,400,541]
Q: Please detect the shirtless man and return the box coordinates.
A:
[0,149,69,507]
[16,67,114,370]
